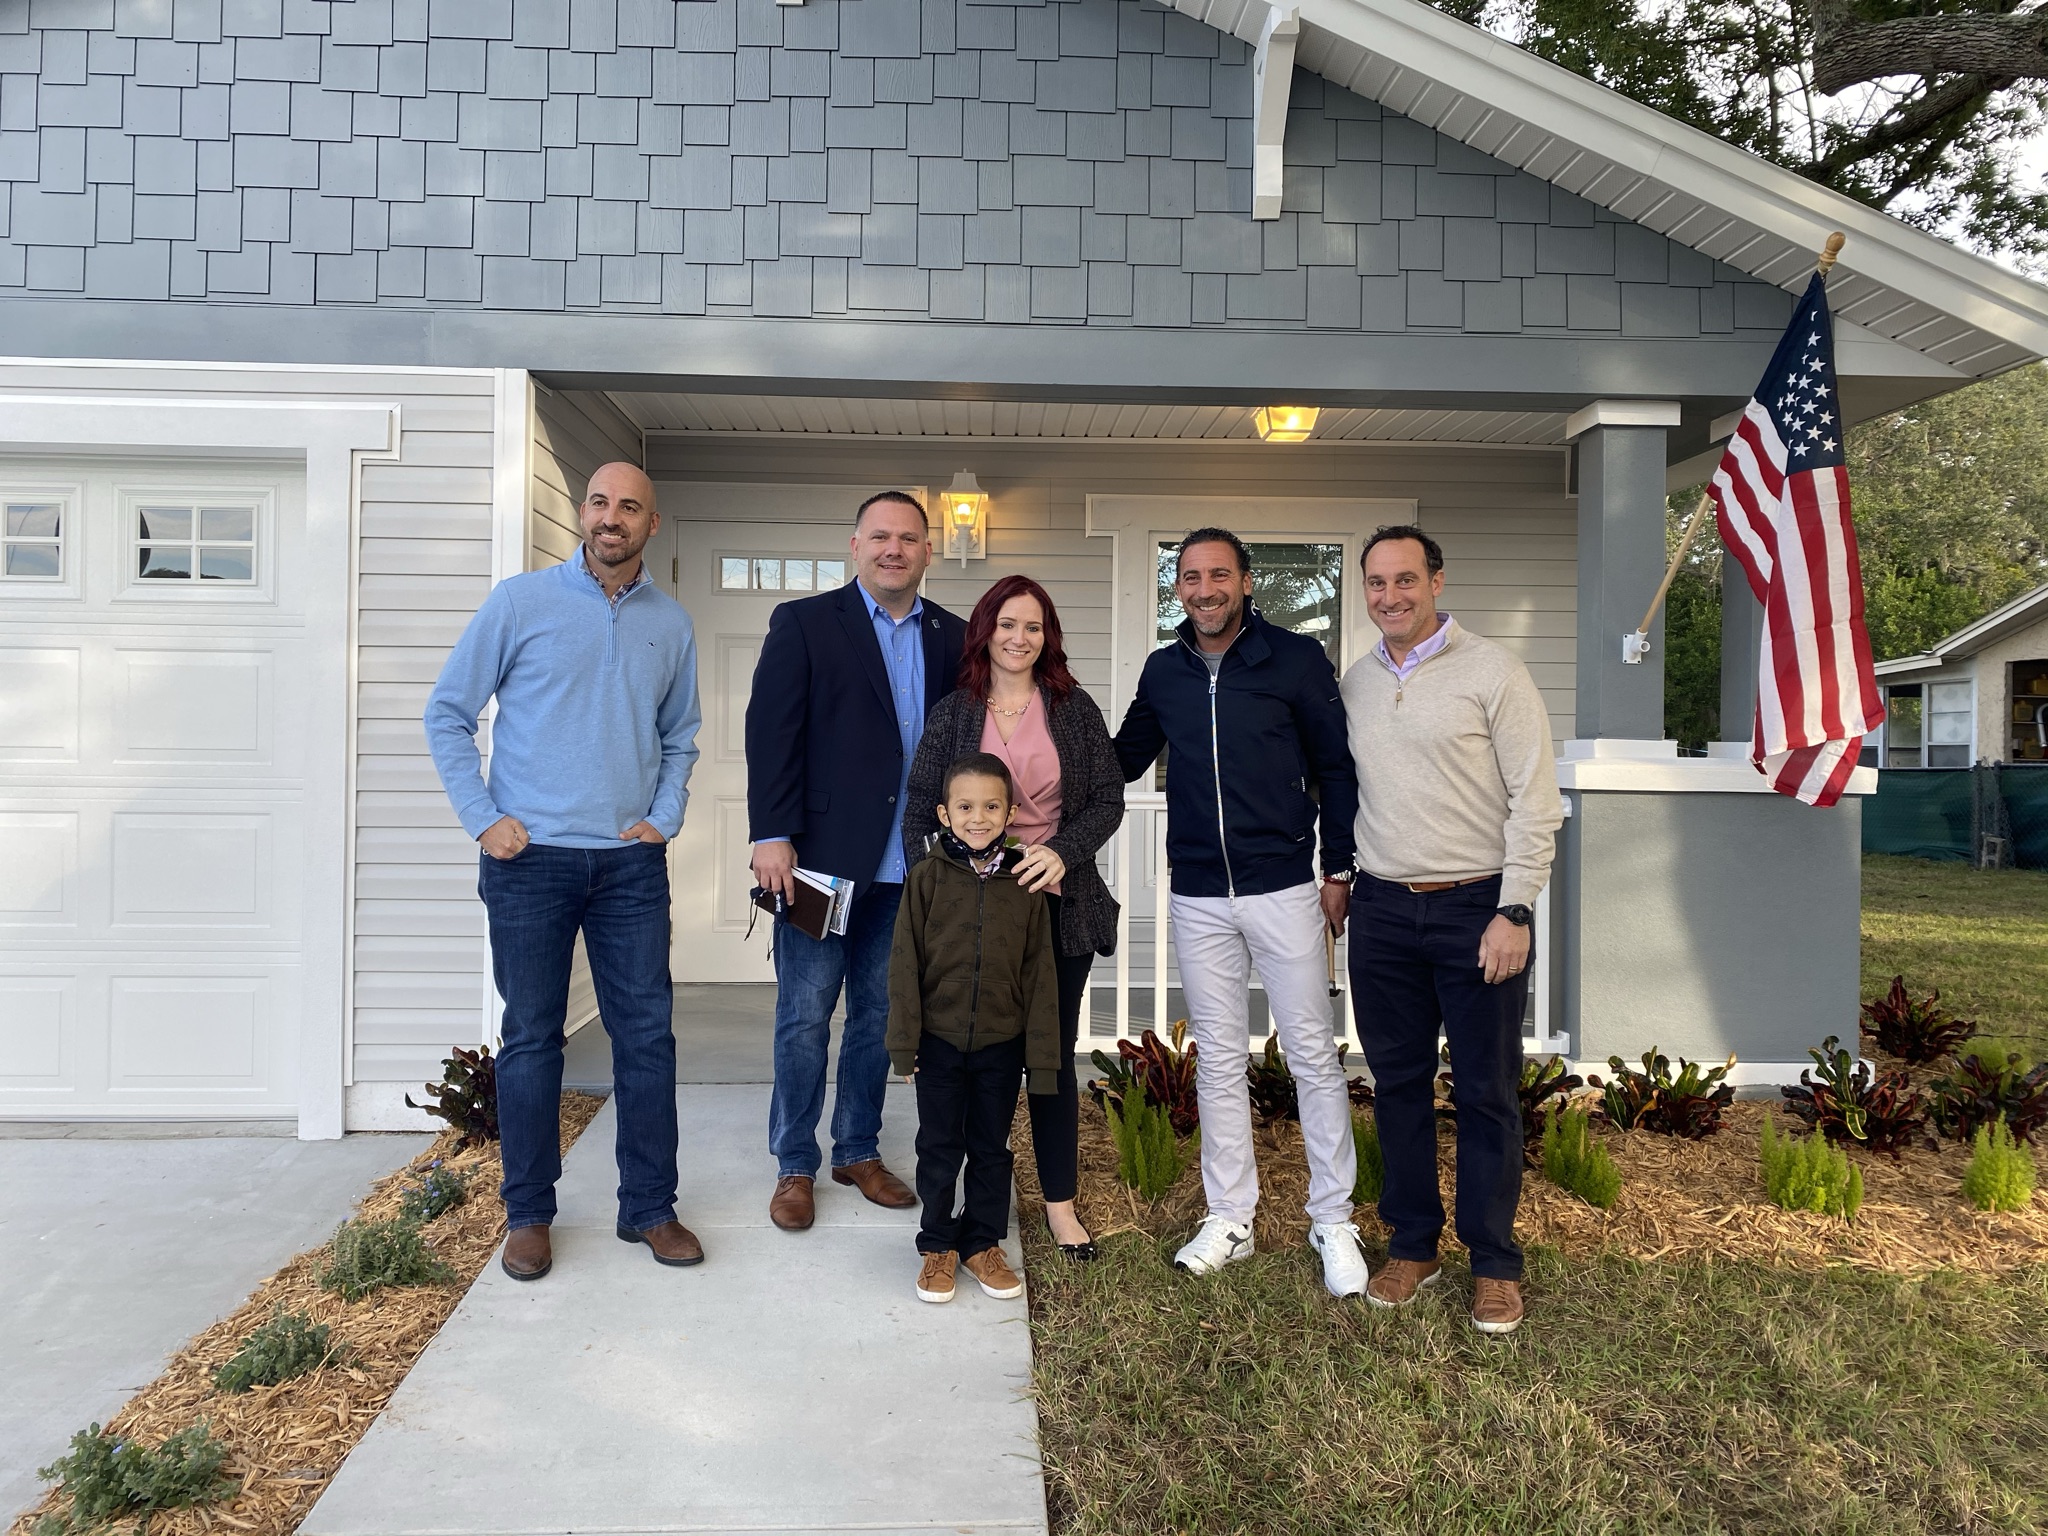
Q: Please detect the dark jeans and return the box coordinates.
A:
[1348,873,1527,1281]
[768,880,901,1179]
[479,840,678,1233]
[1028,892,1095,1205]
[913,1031,1025,1259]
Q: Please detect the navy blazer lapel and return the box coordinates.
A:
[920,602,952,716]
[835,582,896,718]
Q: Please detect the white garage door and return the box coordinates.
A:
[0,457,310,1120]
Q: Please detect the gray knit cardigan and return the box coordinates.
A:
[902,684,1125,958]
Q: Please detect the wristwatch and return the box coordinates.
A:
[1497,904,1533,927]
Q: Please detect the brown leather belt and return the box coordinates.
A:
[1401,876,1493,893]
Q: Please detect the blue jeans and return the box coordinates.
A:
[768,880,901,1178]
[479,840,678,1233]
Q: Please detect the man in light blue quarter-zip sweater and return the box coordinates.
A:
[426,462,704,1284]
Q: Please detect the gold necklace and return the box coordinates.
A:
[986,690,1033,718]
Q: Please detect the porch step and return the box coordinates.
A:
[303,1083,1048,1536]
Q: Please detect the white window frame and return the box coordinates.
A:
[0,481,82,599]
[1883,676,1974,768]
[714,552,850,593]
[116,483,279,604]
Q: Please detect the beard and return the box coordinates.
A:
[1189,598,1240,636]
[587,527,646,568]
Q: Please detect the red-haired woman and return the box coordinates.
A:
[903,574,1124,1259]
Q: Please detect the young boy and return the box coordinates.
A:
[887,752,1061,1304]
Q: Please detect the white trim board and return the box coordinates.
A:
[0,390,399,1140]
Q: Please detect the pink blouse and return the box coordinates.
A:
[981,694,1063,894]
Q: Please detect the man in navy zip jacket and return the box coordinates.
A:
[745,491,967,1232]
[1113,527,1369,1298]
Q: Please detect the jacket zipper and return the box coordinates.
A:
[1379,627,1453,706]
[965,875,986,1051]
[1180,632,1241,898]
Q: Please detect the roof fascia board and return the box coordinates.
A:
[1173,0,2048,366]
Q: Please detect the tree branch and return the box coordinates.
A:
[1805,71,2012,178]
[1809,7,2048,95]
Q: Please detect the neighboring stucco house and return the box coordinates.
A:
[3,0,2047,1136]
[1872,582,2048,768]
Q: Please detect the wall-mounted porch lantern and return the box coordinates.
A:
[942,469,987,567]
[1253,405,1319,443]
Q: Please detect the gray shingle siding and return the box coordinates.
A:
[0,0,1788,335]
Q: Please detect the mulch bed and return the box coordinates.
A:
[1018,1091,2048,1278]
[8,1093,606,1536]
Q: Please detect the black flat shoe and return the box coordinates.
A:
[1046,1222,1098,1262]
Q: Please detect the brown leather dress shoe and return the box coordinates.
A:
[502,1225,552,1282]
[1365,1257,1442,1308]
[617,1219,705,1267]
[770,1174,815,1231]
[1471,1277,1525,1334]
[831,1158,917,1209]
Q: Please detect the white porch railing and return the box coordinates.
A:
[1086,791,1565,1060]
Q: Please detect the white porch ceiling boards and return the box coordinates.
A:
[609,393,1567,446]
[1167,0,2048,378]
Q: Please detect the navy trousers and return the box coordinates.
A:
[1348,873,1528,1281]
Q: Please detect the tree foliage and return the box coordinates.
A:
[1441,0,2048,260]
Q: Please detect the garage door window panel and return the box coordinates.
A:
[0,485,80,597]
[121,487,274,601]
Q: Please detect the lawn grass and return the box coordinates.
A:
[1861,854,2048,1058]
[1028,1233,2048,1535]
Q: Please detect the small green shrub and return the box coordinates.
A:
[1962,1121,2038,1213]
[1781,1036,1926,1157]
[1929,1050,2048,1145]
[1351,1112,1384,1206]
[1540,1102,1620,1210]
[318,1216,454,1301]
[212,1308,347,1394]
[1107,1087,1197,1202]
[1088,1020,1200,1136]
[1861,974,1976,1064]
[37,1422,236,1528]
[1760,1115,1863,1221]
[396,1162,469,1224]
[404,1044,499,1148]
[1586,1049,1736,1139]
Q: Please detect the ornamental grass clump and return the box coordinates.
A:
[1760,1115,1863,1221]
[1861,974,1977,1065]
[1106,1087,1197,1202]
[36,1421,235,1531]
[318,1215,455,1302]
[1540,1102,1620,1210]
[212,1307,348,1394]
[1351,1111,1384,1206]
[1962,1121,2038,1213]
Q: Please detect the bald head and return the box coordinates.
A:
[579,461,660,581]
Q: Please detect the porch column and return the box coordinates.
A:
[1566,400,1680,742]
[1717,565,1764,747]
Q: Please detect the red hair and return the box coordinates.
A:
[957,575,1077,705]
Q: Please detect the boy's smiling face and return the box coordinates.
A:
[937,772,1015,853]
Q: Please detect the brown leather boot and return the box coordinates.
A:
[769,1174,815,1231]
[831,1158,917,1209]
[617,1219,705,1267]
[502,1225,552,1282]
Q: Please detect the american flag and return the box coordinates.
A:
[1709,272,1883,808]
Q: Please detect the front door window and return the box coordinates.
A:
[1154,540,1344,666]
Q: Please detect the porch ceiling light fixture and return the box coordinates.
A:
[942,469,987,567]
[1253,405,1320,444]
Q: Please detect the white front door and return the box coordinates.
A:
[664,483,926,983]
[0,457,309,1119]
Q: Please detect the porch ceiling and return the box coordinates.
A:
[606,392,1567,446]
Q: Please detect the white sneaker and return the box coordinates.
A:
[1174,1215,1255,1276]
[1308,1220,1370,1298]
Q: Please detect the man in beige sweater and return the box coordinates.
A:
[1340,525,1564,1334]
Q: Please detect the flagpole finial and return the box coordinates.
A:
[1816,231,1846,279]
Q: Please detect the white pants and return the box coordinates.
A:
[1170,881,1356,1227]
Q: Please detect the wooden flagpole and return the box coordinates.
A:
[1623,231,1846,662]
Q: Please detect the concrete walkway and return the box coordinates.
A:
[0,1129,432,1524]
[306,1002,1049,1536]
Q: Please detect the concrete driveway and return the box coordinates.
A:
[0,1127,431,1523]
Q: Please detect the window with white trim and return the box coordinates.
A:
[1884,680,1973,768]
[2,493,67,581]
[717,556,847,592]
[134,499,260,583]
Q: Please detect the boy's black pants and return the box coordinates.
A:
[913,1031,1025,1259]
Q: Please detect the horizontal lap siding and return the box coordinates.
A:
[0,361,500,1088]
[640,432,1575,736]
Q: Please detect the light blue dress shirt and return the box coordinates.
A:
[863,582,926,884]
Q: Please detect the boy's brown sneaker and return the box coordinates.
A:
[1471,1277,1525,1334]
[916,1251,958,1304]
[1365,1257,1442,1308]
[962,1246,1024,1299]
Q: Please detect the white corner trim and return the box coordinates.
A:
[1564,400,1683,440]
[346,1082,443,1133]
[1252,6,1302,220]
[1558,750,1878,795]
[1709,410,1744,443]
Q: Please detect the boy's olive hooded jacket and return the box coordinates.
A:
[886,837,1062,1095]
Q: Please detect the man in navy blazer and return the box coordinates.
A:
[745,490,968,1231]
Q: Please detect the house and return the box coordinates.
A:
[1872,582,2048,769]
[4,0,2046,1137]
